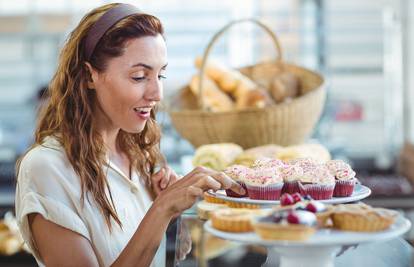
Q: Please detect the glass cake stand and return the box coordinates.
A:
[204,216,411,267]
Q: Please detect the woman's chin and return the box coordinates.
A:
[123,123,146,134]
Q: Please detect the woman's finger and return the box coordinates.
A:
[187,185,204,198]
[152,168,165,184]
[194,175,221,191]
[210,172,246,195]
[160,167,171,189]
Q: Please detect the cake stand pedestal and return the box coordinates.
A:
[204,217,411,267]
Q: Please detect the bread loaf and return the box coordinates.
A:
[189,75,234,111]
[192,143,243,171]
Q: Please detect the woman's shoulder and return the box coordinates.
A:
[18,136,78,187]
[21,136,67,169]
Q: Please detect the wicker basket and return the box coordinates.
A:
[168,19,326,149]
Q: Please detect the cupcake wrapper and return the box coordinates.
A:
[333,179,356,197]
[299,183,335,200]
[282,181,300,194]
[226,182,248,198]
[246,183,284,200]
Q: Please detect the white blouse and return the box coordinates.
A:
[15,136,166,267]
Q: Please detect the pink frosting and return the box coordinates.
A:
[224,165,253,182]
[281,164,304,182]
[287,158,319,172]
[244,167,283,186]
[325,160,356,181]
[301,166,335,185]
[252,157,285,170]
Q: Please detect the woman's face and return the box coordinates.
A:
[89,34,167,134]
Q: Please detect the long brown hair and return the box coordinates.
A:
[18,3,165,229]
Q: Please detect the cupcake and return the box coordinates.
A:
[325,160,357,197]
[244,167,284,200]
[298,166,335,200]
[332,203,398,232]
[253,209,317,241]
[223,165,251,197]
[281,164,304,194]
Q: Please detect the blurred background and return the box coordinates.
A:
[1,0,414,266]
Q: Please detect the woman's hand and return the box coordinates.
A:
[154,166,245,219]
[151,166,180,196]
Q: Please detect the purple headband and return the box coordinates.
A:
[84,4,141,61]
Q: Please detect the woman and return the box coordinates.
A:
[15,3,245,267]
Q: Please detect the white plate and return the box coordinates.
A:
[204,216,411,247]
[207,184,371,206]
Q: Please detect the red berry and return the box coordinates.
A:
[280,193,294,206]
[306,202,317,213]
[292,193,303,203]
[287,212,300,224]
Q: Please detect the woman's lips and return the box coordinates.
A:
[134,110,151,120]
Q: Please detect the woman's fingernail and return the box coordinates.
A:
[161,181,167,189]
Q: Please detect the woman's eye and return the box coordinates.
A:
[132,77,145,81]
[158,75,167,80]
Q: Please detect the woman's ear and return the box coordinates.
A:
[84,62,99,90]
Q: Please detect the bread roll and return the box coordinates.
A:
[189,75,234,112]
[192,143,243,171]
[195,57,268,108]
[195,57,240,93]
[234,144,284,166]
[0,234,21,255]
[276,143,331,163]
[270,72,301,103]
[236,88,274,109]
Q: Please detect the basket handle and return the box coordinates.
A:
[198,18,283,110]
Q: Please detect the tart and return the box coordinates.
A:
[332,203,398,232]
[253,209,317,241]
[203,192,226,204]
[211,208,267,232]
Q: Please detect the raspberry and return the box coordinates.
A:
[280,193,295,206]
[306,202,317,213]
[292,192,303,203]
[287,212,300,224]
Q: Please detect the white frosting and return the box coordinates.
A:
[252,157,285,170]
[244,167,283,186]
[224,165,253,182]
[325,160,356,181]
[281,164,304,182]
[300,166,335,185]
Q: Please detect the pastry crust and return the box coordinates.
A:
[203,192,226,204]
[211,208,266,232]
[332,203,398,232]
[253,222,316,241]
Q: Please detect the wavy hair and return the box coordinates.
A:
[18,3,165,229]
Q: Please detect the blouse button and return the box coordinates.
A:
[130,187,138,194]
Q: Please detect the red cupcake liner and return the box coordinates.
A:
[298,183,334,200]
[225,182,249,198]
[282,181,300,194]
[246,183,283,200]
[333,179,356,197]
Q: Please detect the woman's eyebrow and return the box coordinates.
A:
[131,63,153,70]
[131,63,168,70]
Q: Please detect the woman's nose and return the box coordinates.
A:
[146,78,163,101]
